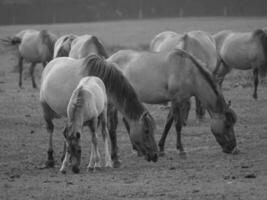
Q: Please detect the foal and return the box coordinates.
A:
[59,76,112,173]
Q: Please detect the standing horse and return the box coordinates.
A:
[213,29,267,99]
[1,29,57,88]
[59,76,112,173]
[40,55,158,172]
[53,34,77,58]
[150,31,218,121]
[107,48,237,155]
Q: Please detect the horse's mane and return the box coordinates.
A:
[173,47,226,112]
[56,35,76,57]
[82,54,145,120]
[40,29,56,60]
[89,36,109,58]
[253,29,267,77]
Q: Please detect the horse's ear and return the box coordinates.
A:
[142,112,150,132]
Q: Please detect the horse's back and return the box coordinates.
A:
[215,31,258,69]
[150,31,179,52]
[40,57,82,116]
[69,35,95,59]
[186,31,218,71]
[78,77,107,117]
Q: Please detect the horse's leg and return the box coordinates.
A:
[59,145,70,174]
[252,68,259,100]
[18,56,23,88]
[87,119,101,171]
[195,97,205,123]
[29,63,37,88]
[173,102,187,155]
[158,109,174,156]
[41,102,56,168]
[45,118,55,167]
[107,103,121,168]
[100,108,112,168]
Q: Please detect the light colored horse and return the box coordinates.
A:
[213,29,267,99]
[40,55,158,171]
[107,48,237,155]
[150,31,180,52]
[1,29,57,88]
[53,34,77,58]
[150,30,218,121]
[59,76,112,173]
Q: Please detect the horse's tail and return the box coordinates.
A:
[90,35,109,59]
[0,36,21,47]
[253,29,267,77]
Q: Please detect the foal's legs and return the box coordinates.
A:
[107,103,121,168]
[18,56,23,88]
[100,108,112,168]
[29,63,37,88]
[252,68,259,100]
[87,119,101,171]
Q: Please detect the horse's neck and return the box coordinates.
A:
[193,72,224,114]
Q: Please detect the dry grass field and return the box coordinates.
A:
[0,17,267,200]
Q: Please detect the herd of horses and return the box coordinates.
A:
[1,27,267,174]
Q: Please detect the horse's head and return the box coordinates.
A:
[63,125,82,173]
[210,102,237,154]
[129,112,158,162]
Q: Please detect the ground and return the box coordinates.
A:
[0,17,267,200]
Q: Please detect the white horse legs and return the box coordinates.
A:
[87,119,101,171]
[59,147,70,173]
[100,111,112,168]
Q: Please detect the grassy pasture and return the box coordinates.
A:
[0,17,267,200]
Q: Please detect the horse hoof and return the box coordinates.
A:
[87,167,94,172]
[60,169,66,174]
[45,160,55,168]
[158,151,166,157]
[112,160,121,168]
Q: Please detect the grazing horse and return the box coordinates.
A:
[150,31,180,52]
[53,34,77,58]
[150,31,218,121]
[213,29,267,99]
[1,29,57,88]
[107,48,237,155]
[59,76,112,173]
[40,55,158,171]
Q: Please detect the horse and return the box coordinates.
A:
[1,29,57,88]
[53,34,77,58]
[40,54,158,172]
[149,31,181,52]
[150,31,218,122]
[213,29,267,99]
[107,48,237,156]
[59,76,112,173]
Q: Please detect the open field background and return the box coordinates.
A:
[0,17,267,200]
